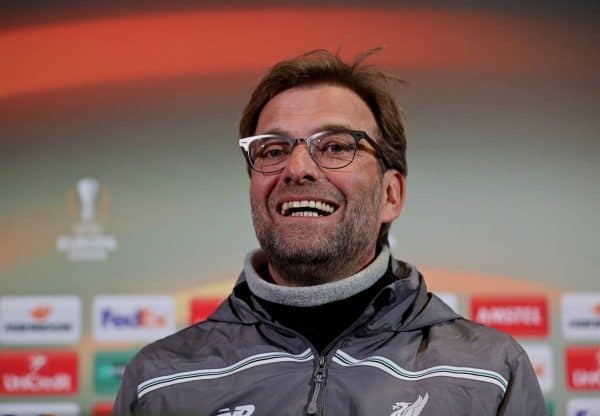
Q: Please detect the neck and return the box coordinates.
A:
[244,246,390,307]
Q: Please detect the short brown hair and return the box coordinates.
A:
[239,47,407,248]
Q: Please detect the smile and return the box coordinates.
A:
[279,200,337,217]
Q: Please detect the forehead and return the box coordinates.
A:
[255,84,377,136]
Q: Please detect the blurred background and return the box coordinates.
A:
[1,1,599,414]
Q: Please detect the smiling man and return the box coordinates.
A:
[114,49,546,415]
[246,84,402,287]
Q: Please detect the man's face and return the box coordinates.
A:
[249,84,403,286]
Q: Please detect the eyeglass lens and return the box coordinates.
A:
[249,132,358,172]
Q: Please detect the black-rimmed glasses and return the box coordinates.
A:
[239,129,382,174]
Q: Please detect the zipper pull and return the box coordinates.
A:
[306,356,327,415]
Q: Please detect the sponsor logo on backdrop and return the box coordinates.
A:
[56,177,118,261]
[566,346,600,390]
[0,402,79,415]
[0,351,78,395]
[567,398,600,416]
[470,296,548,336]
[94,350,136,394]
[434,293,459,313]
[92,402,114,416]
[562,293,600,340]
[93,296,175,342]
[189,298,223,324]
[0,296,81,344]
[522,343,554,393]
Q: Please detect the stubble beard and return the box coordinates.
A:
[250,185,382,286]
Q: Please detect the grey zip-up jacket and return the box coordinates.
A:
[114,258,546,415]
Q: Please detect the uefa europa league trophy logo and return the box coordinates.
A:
[78,177,98,224]
[56,177,117,261]
[75,177,101,233]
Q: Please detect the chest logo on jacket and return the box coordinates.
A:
[216,404,255,416]
[390,393,429,416]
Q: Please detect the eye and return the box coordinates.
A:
[262,146,284,159]
[252,139,290,161]
[315,134,356,154]
[324,142,346,153]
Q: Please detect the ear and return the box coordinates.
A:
[379,170,405,223]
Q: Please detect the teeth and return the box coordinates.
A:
[291,211,321,217]
[280,200,336,216]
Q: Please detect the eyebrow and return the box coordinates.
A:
[260,123,356,137]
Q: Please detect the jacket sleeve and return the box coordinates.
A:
[113,359,140,416]
[497,348,547,416]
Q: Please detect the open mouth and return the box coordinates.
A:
[279,200,337,217]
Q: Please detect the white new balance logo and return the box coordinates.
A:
[389,393,429,416]
[216,404,255,416]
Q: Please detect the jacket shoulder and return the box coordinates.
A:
[114,321,228,414]
[128,319,235,379]
[429,317,526,367]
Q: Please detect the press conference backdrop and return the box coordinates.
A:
[1,1,599,414]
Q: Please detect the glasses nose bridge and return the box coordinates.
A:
[290,137,308,149]
[289,137,315,158]
[285,136,320,169]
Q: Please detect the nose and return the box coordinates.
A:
[282,142,323,184]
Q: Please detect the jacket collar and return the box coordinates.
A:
[242,246,391,307]
[364,259,461,333]
[211,255,461,333]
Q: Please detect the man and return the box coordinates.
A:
[114,49,546,415]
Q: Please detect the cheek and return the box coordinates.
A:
[249,175,278,205]
[328,166,380,196]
